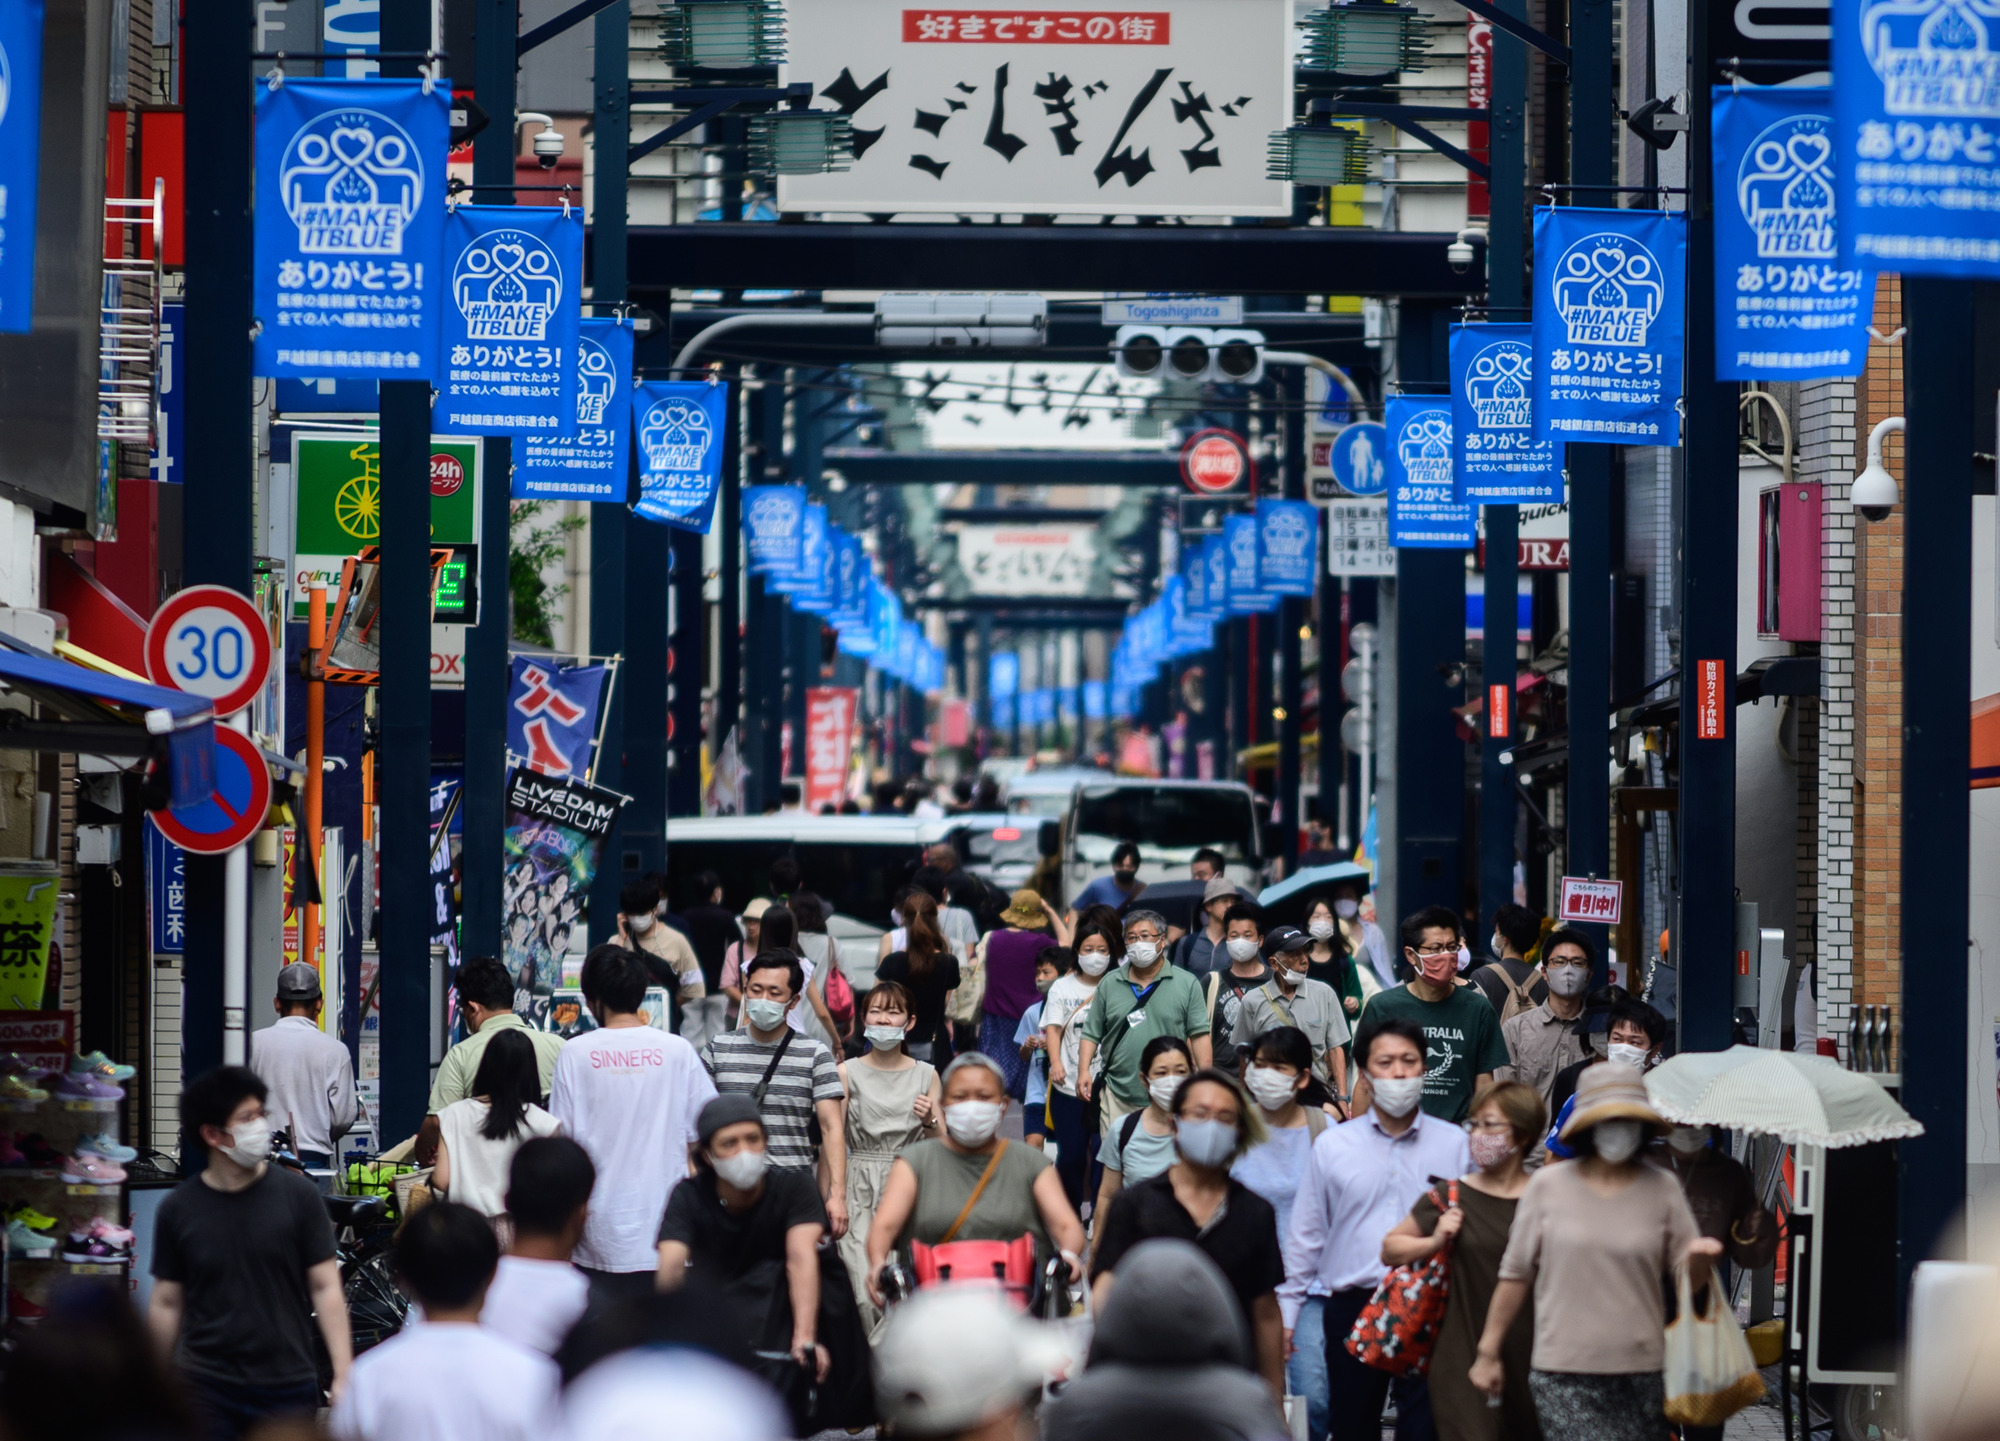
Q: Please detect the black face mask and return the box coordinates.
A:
[1114,870,1137,887]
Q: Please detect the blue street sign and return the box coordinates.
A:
[1329,422,1390,496]
[436,205,583,436]
[1531,206,1687,444]
[513,317,633,501]
[1386,396,1475,549]
[1714,87,1874,378]
[146,819,185,954]
[1451,324,1564,503]
[153,305,184,484]
[0,1,44,332]
[632,380,729,531]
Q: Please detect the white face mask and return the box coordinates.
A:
[1607,1042,1650,1070]
[864,1025,906,1051]
[1333,898,1359,919]
[1592,1119,1644,1164]
[1308,919,1337,941]
[1545,962,1591,998]
[220,1115,272,1168]
[1490,934,1507,961]
[1125,941,1160,967]
[1666,1126,1709,1156]
[712,1148,768,1190]
[1276,959,1305,988]
[745,998,790,1032]
[1225,937,1260,963]
[626,912,656,935]
[1148,1074,1187,1111]
[1077,950,1111,977]
[1175,1119,1239,1169]
[943,1100,1005,1147]
[1456,946,1472,973]
[1244,1066,1299,1112]
[1370,1075,1425,1118]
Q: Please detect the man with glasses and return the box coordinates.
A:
[1076,908,1213,1136]
[1494,927,1593,1119]
[1355,906,1510,1122]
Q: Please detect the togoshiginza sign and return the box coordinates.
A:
[777,0,1293,216]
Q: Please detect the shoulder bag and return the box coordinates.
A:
[1345,1179,1457,1376]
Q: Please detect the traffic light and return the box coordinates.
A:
[1112,325,1264,384]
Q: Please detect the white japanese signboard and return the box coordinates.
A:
[1325,501,1396,576]
[1557,875,1624,925]
[958,523,1098,595]
[777,0,1293,216]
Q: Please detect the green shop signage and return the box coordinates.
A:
[289,432,481,619]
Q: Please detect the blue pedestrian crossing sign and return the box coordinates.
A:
[1328,422,1390,497]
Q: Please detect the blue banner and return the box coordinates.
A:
[0,1,43,331]
[743,485,806,574]
[990,650,1019,698]
[1184,540,1220,622]
[1714,88,1874,378]
[1224,513,1265,613]
[1167,576,1210,653]
[1387,396,1475,548]
[153,305,184,483]
[1256,499,1319,597]
[146,819,185,954]
[254,77,450,379]
[830,531,869,630]
[771,502,829,598]
[633,380,728,531]
[1531,206,1687,444]
[507,656,608,779]
[1082,680,1107,719]
[1203,534,1231,614]
[437,205,583,435]
[514,317,633,502]
[1451,324,1564,503]
[1834,0,2000,275]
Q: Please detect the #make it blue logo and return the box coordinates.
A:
[453,228,562,340]
[1552,231,1666,349]
[281,108,425,255]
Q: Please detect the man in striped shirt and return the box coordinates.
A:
[700,951,849,1237]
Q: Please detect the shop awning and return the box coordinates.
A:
[1238,732,1321,773]
[0,640,215,811]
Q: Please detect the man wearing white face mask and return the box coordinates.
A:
[1076,909,1214,1135]
[617,881,706,1031]
[1231,927,1350,1111]
[150,1066,353,1433]
[1281,1019,1471,1441]
[1495,927,1593,1123]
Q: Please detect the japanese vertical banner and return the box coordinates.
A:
[1465,18,1491,218]
[1694,658,1727,739]
[804,688,859,812]
[253,78,451,379]
[1530,206,1687,444]
[506,656,609,778]
[743,485,807,573]
[1386,395,1476,548]
[1833,0,2000,275]
[632,380,729,531]
[1255,499,1319,596]
[0,0,44,331]
[514,317,633,501]
[0,868,58,1010]
[1712,87,1874,379]
[502,767,623,1028]
[436,204,583,434]
[770,503,832,606]
[1223,512,1266,612]
[1451,323,1564,503]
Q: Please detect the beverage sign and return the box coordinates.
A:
[1557,875,1624,924]
[1180,428,1252,494]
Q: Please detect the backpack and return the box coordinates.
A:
[1490,961,1539,1025]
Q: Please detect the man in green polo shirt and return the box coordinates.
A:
[1357,905,1510,1122]
[414,956,568,1162]
[1076,907,1213,1132]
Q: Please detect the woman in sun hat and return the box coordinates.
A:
[976,890,1061,1098]
[1468,1062,1723,1441]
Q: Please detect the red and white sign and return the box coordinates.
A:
[1518,538,1570,570]
[1180,428,1252,495]
[1694,659,1727,739]
[145,585,273,719]
[150,727,273,855]
[429,452,466,498]
[1488,682,1510,739]
[804,688,859,812]
[0,1011,72,1078]
[1465,19,1492,217]
[1557,876,1624,925]
[902,9,1169,42]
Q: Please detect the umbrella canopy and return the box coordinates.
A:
[1117,879,1214,935]
[1257,862,1372,926]
[1643,1045,1923,1148]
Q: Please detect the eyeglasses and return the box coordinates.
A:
[1180,1107,1240,1126]
[1127,930,1162,944]
[1410,944,1457,957]
[1464,1119,1514,1135]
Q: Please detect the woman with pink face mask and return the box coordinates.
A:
[1380,1081,1546,1441]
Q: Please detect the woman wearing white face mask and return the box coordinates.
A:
[1327,880,1397,991]
[1304,897,1381,1031]
[1471,1065,1721,1441]
[1043,924,1117,1212]
[834,982,942,1334]
[1091,1037,1193,1237]
[863,1052,1085,1310]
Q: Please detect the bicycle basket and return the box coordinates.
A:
[909,1235,1040,1309]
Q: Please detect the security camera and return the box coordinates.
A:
[519,112,563,169]
[1448,228,1485,274]
[1850,415,1904,522]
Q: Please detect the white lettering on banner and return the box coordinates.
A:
[1862,0,2000,117]
[1557,876,1624,924]
[280,110,423,254]
[1553,233,1666,347]
[638,397,717,474]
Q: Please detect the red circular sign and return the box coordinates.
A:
[144,585,274,720]
[430,453,466,498]
[150,727,274,855]
[1180,428,1252,495]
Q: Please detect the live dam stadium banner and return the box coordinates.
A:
[501,766,623,1028]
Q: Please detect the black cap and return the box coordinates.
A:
[276,963,322,1001]
[696,1093,764,1146]
[1265,925,1312,955]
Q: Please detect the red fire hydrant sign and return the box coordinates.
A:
[1557,876,1624,925]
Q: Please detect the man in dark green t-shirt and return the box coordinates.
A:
[1357,905,1510,1121]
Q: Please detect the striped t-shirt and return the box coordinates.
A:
[700,1032,845,1170]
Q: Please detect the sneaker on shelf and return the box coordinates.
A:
[59,1231,125,1265]
[0,1135,27,1169]
[7,1290,46,1321]
[86,1216,135,1248]
[69,1052,136,1084]
[5,1221,54,1258]
[5,1203,59,1233]
[51,1072,122,1103]
[0,1053,59,1082]
[15,1134,61,1168]
[0,1074,47,1104]
[58,1153,125,1185]
[74,1133,137,1164]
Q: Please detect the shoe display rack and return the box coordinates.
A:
[1,1048,137,1324]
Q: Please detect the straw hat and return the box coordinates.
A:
[1000,888,1049,928]
[740,896,771,921]
[1558,1059,1668,1142]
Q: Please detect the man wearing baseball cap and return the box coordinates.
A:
[249,963,358,1175]
[1232,927,1351,1109]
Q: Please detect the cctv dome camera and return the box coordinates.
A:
[1857,503,1893,522]
[1446,240,1473,272]
[533,125,564,168]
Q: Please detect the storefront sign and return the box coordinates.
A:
[146,821,185,955]
[289,431,480,616]
[805,687,859,812]
[0,869,59,1008]
[435,204,583,435]
[1713,87,1873,378]
[1531,206,1687,444]
[513,318,634,502]
[1557,875,1624,924]
[0,1,44,331]
[0,1011,68,1073]
[253,77,450,378]
[632,380,728,531]
[958,522,1098,596]
[1386,396,1475,548]
[1451,323,1564,503]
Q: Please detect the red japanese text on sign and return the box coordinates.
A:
[805,688,859,813]
[903,10,1171,42]
[1695,658,1726,739]
[1557,876,1624,924]
[1488,682,1510,739]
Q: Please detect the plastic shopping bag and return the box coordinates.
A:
[1663,1262,1767,1426]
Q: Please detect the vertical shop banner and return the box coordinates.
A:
[1834,0,2000,275]
[1465,18,1492,218]
[831,532,870,630]
[0,868,58,1009]
[1204,532,1232,612]
[0,0,43,331]
[502,766,623,1028]
[436,205,583,434]
[1531,206,1687,444]
[1387,396,1476,548]
[513,318,634,501]
[804,687,858,812]
[1256,499,1319,596]
[743,485,806,574]
[1184,540,1219,621]
[1451,324,1565,503]
[429,775,461,971]
[146,821,187,954]
[632,380,728,530]
[771,503,831,604]
[154,305,184,482]
[1713,88,1874,378]
[254,78,450,379]
[506,656,608,778]
[1224,513,1264,613]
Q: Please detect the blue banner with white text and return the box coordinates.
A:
[1387,396,1475,548]
[743,485,806,574]
[771,502,830,601]
[1713,88,1874,378]
[1256,500,1319,596]
[513,317,632,502]
[1531,206,1686,444]
[437,205,583,435]
[0,0,44,332]
[1451,324,1564,503]
[632,380,728,531]
[253,77,450,379]
[1224,513,1265,613]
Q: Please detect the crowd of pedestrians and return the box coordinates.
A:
[25,842,1776,1441]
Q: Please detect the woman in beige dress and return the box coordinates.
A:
[836,979,941,1334]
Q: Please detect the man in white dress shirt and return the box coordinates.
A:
[249,963,358,1173]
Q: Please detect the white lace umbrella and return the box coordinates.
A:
[1643,1045,1924,1148]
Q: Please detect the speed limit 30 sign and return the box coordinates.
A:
[144,585,274,719]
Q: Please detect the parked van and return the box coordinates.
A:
[1058,779,1267,905]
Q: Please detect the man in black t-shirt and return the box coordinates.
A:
[1466,903,1548,1019]
[149,1065,347,1437]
